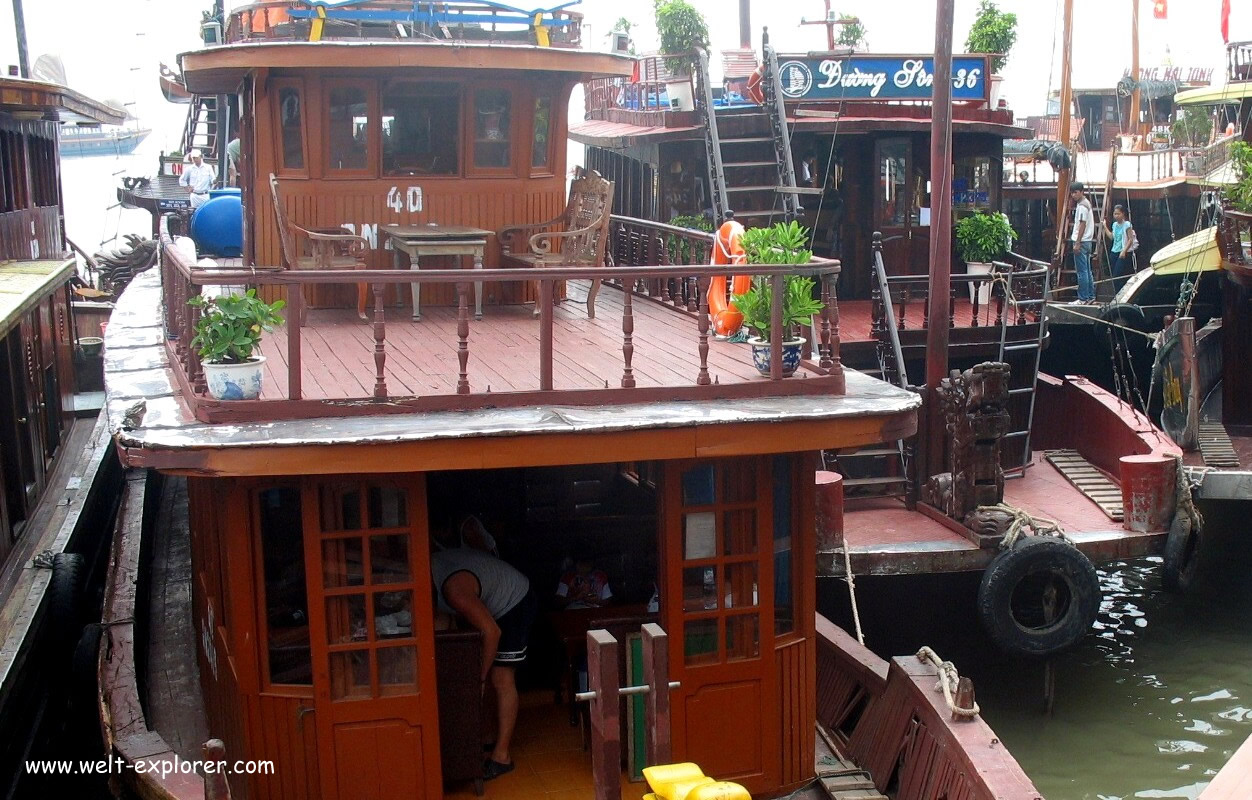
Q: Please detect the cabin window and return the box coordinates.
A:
[326,82,371,173]
[472,88,512,170]
[258,487,313,686]
[953,156,993,213]
[381,81,459,177]
[531,94,553,171]
[877,139,912,228]
[277,84,306,171]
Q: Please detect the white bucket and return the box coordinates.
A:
[966,262,995,306]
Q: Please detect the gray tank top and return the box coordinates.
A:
[431,548,529,618]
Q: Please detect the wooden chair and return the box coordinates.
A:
[269,173,368,322]
[498,168,614,318]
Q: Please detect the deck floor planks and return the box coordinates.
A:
[254,281,819,402]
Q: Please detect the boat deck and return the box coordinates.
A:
[837,452,1163,576]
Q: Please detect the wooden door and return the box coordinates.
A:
[16,317,45,507]
[663,458,779,794]
[304,476,442,800]
[874,138,931,276]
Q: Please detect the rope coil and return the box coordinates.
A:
[915,646,980,719]
[976,502,1073,549]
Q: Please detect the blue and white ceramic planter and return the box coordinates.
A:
[204,356,265,400]
[748,337,804,378]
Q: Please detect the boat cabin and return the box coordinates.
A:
[0,76,120,564]
[101,6,926,800]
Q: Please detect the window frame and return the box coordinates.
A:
[529,89,557,178]
[323,77,378,180]
[379,78,464,180]
[252,482,316,692]
[271,77,310,178]
[466,82,521,178]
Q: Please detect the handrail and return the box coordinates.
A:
[870,237,908,390]
[583,52,699,122]
[158,215,844,419]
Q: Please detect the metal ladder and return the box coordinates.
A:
[695,51,729,223]
[827,238,912,501]
[759,31,811,221]
[996,257,1050,473]
[181,95,219,157]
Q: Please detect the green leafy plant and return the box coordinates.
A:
[965,0,1018,74]
[955,211,1017,264]
[1171,108,1213,149]
[1230,141,1252,213]
[667,214,713,264]
[188,289,285,364]
[835,14,867,50]
[654,0,709,76]
[732,222,823,341]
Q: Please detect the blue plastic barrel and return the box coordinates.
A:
[190,189,243,257]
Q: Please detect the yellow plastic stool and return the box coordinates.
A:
[642,763,751,800]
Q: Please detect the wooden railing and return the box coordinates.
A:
[1217,201,1252,277]
[158,216,842,421]
[1228,40,1252,82]
[815,615,1040,800]
[1183,134,1237,178]
[224,1,583,47]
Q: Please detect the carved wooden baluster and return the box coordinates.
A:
[696,275,711,386]
[173,275,187,367]
[539,279,554,391]
[621,278,636,388]
[287,282,302,400]
[687,275,698,312]
[819,273,833,371]
[899,286,909,331]
[994,276,1006,328]
[949,281,957,328]
[372,283,387,398]
[828,275,843,377]
[456,281,471,394]
[918,283,928,329]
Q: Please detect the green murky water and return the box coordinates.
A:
[820,499,1252,800]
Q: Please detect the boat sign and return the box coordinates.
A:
[775,55,990,102]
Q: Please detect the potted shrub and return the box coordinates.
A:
[654,0,709,112]
[732,221,824,377]
[955,211,1016,304]
[188,289,285,400]
[1229,141,1252,213]
[965,0,1017,108]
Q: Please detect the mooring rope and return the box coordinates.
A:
[842,543,865,646]
[915,646,981,719]
[1174,455,1204,534]
[975,502,1073,549]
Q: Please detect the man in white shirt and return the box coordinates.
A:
[1069,182,1095,303]
[179,149,216,209]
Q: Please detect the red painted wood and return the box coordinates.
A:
[641,623,670,766]
[587,629,621,800]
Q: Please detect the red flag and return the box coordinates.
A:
[1153,0,1167,19]
[1222,0,1231,43]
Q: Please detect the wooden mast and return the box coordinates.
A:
[923,0,955,480]
[1052,0,1076,270]
[1129,0,1141,141]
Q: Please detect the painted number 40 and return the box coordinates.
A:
[386,186,423,213]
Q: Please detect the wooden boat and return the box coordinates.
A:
[59,125,150,157]
[95,2,1040,799]
[0,75,128,797]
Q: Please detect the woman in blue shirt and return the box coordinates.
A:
[1102,204,1138,292]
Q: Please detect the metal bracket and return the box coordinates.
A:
[576,680,680,702]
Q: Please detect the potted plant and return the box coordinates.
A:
[955,211,1017,305]
[732,221,824,378]
[1229,141,1252,213]
[965,0,1017,108]
[654,0,709,111]
[188,289,285,400]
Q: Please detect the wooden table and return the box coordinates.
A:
[382,223,491,321]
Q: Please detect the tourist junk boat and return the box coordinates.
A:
[572,4,1190,659]
[0,74,128,796]
[95,2,1041,800]
[59,124,151,158]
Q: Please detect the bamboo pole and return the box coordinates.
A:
[1052,0,1076,271]
[1130,0,1141,140]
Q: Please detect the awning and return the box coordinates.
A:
[1174,82,1252,107]
[0,258,75,339]
[1148,227,1220,276]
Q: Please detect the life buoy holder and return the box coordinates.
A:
[976,536,1101,657]
[708,220,750,337]
[745,66,765,105]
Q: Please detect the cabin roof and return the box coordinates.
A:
[0,76,125,125]
[0,258,74,339]
[179,41,634,93]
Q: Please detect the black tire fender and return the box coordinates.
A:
[1100,302,1146,327]
[70,623,104,720]
[1162,514,1200,593]
[49,552,87,652]
[977,536,1102,658]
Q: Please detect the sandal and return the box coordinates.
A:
[483,758,515,781]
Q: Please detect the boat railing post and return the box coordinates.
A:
[538,278,553,391]
[587,629,621,800]
[371,282,386,398]
[769,272,783,380]
[621,276,636,389]
[641,623,672,766]
[696,274,712,385]
[286,280,301,400]
[203,739,232,799]
[456,280,471,395]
